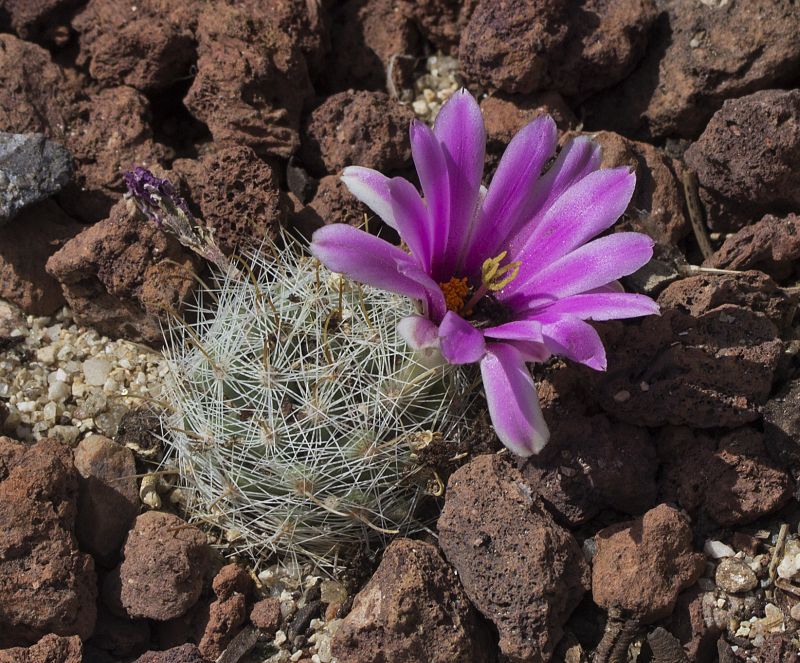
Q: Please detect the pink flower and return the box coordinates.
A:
[311,90,658,457]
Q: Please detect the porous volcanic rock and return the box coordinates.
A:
[0,437,97,646]
[0,634,83,663]
[460,0,656,98]
[73,0,199,91]
[397,0,477,53]
[592,504,705,623]
[0,200,81,315]
[171,146,286,255]
[116,511,210,621]
[438,454,590,663]
[1,0,82,42]
[666,587,721,663]
[89,607,151,659]
[0,132,73,225]
[326,0,421,92]
[198,594,247,660]
[249,598,281,634]
[132,644,211,663]
[211,564,252,602]
[585,0,800,138]
[588,130,688,244]
[586,273,786,428]
[73,433,139,563]
[657,427,792,527]
[705,213,800,282]
[522,413,657,526]
[301,90,415,176]
[763,379,800,465]
[301,175,372,230]
[45,199,197,346]
[684,89,800,232]
[184,2,315,159]
[332,538,492,663]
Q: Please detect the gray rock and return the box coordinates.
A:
[0,132,72,225]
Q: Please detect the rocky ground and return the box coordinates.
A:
[1,0,800,661]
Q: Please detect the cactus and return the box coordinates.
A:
[161,236,474,569]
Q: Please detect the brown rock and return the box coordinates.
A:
[684,90,800,232]
[171,146,286,255]
[589,131,688,244]
[398,0,477,53]
[592,504,705,622]
[211,564,252,601]
[0,634,83,663]
[304,175,371,229]
[74,433,139,563]
[438,455,590,663]
[300,90,415,175]
[761,635,800,663]
[1,0,81,42]
[332,538,492,663]
[117,511,210,621]
[89,607,151,659]
[657,427,792,528]
[0,437,97,646]
[72,0,198,91]
[522,413,656,527]
[46,199,197,346]
[705,213,800,282]
[133,644,210,663]
[460,0,656,98]
[249,598,281,634]
[184,2,314,159]
[667,587,720,663]
[198,594,247,660]
[585,1,800,138]
[0,200,81,315]
[326,0,421,92]
[764,378,800,466]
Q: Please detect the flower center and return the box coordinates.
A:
[438,251,522,318]
[439,276,470,312]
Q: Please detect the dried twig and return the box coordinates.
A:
[681,169,715,261]
[768,523,790,583]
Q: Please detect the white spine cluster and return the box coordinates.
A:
[161,238,473,570]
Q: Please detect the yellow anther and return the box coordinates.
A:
[481,251,521,292]
[439,276,470,312]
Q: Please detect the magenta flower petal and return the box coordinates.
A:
[340,166,396,229]
[464,115,557,273]
[512,167,636,283]
[387,177,434,272]
[483,319,544,344]
[504,232,654,310]
[538,315,607,370]
[536,292,660,321]
[433,89,485,274]
[397,315,439,349]
[310,224,440,305]
[438,311,486,364]
[480,343,549,456]
[410,120,450,273]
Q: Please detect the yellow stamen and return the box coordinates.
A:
[481,251,521,291]
[439,276,470,312]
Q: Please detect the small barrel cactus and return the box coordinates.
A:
[161,237,474,569]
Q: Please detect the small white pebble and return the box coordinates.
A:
[16,401,36,413]
[83,358,112,386]
[274,630,287,646]
[290,652,303,662]
[613,390,631,402]
[704,539,735,559]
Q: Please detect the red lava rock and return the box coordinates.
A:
[45,199,197,346]
[760,635,800,663]
[592,504,705,623]
[73,0,198,91]
[0,200,81,315]
[116,511,210,621]
[73,433,140,564]
[300,90,415,176]
[522,413,657,527]
[326,0,421,92]
[460,0,656,98]
[211,564,252,601]
[1,0,81,43]
[198,593,247,660]
[332,538,492,663]
[89,607,151,659]
[301,175,371,230]
[684,89,800,232]
[184,2,314,160]
[585,1,800,138]
[705,213,800,282]
[657,427,792,528]
[0,437,97,646]
[0,633,83,663]
[132,644,211,663]
[438,454,590,663]
[763,378,800,466]
[667,587,720,663]
[171,146,286,255]
[249,598,281,634]
[398,0,477,53]
[588,130,688,244]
